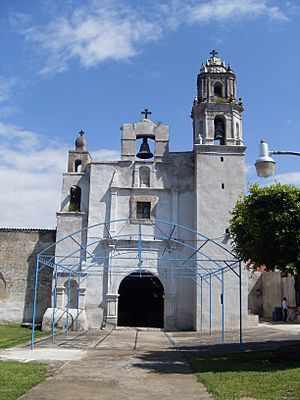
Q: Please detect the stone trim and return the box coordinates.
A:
[130,195,157,223]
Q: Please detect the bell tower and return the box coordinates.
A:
[192,51,246,239]
[191,50,243,146]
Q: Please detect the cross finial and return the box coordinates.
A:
[79,130,84,136]
[210,49,218,58]
[141,108,152,119]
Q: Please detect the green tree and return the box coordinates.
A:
[229,183,300,275]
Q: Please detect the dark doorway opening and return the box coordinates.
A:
[118,272,164,328]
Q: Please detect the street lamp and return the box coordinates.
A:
[255,140,300,178]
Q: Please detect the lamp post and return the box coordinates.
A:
[255,140,300,178]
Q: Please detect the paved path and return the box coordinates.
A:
[1,323,299,400]
[17,329,212,400]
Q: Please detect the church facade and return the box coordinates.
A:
[41,51,253,332]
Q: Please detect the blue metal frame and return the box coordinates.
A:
[51,267,58,342]
[31,219,242,349]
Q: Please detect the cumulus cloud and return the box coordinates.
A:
[187,0,288,23]
[271,172,300,186]
[0,122,119,228]
[0,76,24,119]
[16,0,288,76]
[92,149,120,161]
[243,162,300,188]
[23,1,162,75]
[0,76,20,104]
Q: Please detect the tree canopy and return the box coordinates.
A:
[229,183,300,275]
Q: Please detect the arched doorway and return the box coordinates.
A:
[117,272,164,328]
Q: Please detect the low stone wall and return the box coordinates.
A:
[0,228,56,324]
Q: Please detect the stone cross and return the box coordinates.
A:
[210,50,218,57]
[141,108,152,119]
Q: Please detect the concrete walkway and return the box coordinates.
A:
[16,329,212,400]
[1,323,299,400]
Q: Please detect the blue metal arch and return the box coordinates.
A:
[31,219,242,349]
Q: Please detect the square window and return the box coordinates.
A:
[136,201,151,219]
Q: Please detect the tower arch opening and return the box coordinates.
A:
[74,160,82,173]
[117,271,164,328]
[214,82,223,98]
[69,186,81,212]
[136,136,155,160]
[214,116,226,145]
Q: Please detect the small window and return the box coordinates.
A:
[220,157,224,162]
[136,202,151,219]
[221,183,225,189]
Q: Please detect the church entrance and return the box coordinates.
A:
[117,272,164,328]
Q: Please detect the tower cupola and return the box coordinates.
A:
[67,130,91,173]
[75,130,87,151]
[191,50,244,146]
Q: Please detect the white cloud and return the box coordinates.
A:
[0,105,20,119]
[271,172,300,186]
[0,76,19,104]
[23,2,162,75]
[17,0,288,76]
[8,12,32,28]
[245,163,256,175]
[0,122,119,228]
[0,76,25,119]
[92,149,120,161]
[187,0,288,23]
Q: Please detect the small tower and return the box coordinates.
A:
[67,130,92,173]
[121,109,169,162]
[191,50,243,146]
[193,51,246,239]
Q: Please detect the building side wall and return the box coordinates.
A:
[194,145,248,331]
[0,229,56,323]
[248,271,296,319]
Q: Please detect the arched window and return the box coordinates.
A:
[214,116,225,145]
[69,185,81,212]
[214,82,223,98]
[64,279,78,308]
[74,160,82,173]
[139,166,150,187]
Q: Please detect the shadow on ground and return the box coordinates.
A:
[130,339,300,375]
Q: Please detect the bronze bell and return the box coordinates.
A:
[214,121,225,143]
[136,137,154,159]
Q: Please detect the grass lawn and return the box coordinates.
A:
[0,361,47,400]
[0,325,50,400]
[0,324,49,349]
[187,350,300,400]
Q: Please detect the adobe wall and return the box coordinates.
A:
[0,229,56,324]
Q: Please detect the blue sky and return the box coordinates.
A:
[1,0,300,228]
